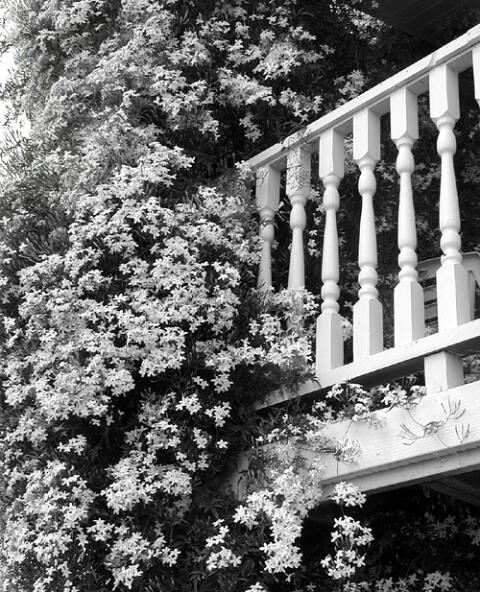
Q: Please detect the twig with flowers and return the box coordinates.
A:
[321,482,373,586]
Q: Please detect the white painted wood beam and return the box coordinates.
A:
[234,382,480,501]
[311,381,480,496]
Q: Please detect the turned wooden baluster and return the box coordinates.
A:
[256,166,280,291]
[287,147,311,290]
[317,129,344,374]
[430,64,470,330]
[353,109,383,360]
[391,87,425,346]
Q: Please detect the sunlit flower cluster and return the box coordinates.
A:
[232,453,326,576]
[330,481,367,508]
[205,520,242,570]
[321,484,373,582]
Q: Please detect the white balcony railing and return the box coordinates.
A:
[250,24,480,408]
[237,25,480,498]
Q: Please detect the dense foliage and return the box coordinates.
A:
[1,0,480,591]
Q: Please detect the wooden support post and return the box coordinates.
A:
[472,44,480,107]
[317,129,344,374]
[424,351,464,394]
[391,87,425,346]
[256,166,280,291]
[287,147,311,290]
[353,109,383,360]
[430,64,470,331]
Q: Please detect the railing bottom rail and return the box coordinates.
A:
[256,318,480,409]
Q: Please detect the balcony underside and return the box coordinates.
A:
[361,0,480,42]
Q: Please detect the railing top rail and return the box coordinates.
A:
[248,24,480,171]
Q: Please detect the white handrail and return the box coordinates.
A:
[248,24,480,171]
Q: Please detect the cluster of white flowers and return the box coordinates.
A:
[321,515,373,580]
[104,453,192,513]
[464,513,480,545]
[105,523,180,588]
[371,575,419,591]
[321,483,373,582]
[1,460,95,590]
[205,402,232,427]
[233,461,324,576]
[176,393,202,414]
[245,583,267,592]
[338,570,454,592]
[379,384,426,409]
[326,382,377,424]
[205,520,242,571]
[423,571,453,591]
[331,481,367,507]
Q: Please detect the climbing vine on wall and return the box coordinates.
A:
[0,0,480,591]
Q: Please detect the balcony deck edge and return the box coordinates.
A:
[256,318,480,409]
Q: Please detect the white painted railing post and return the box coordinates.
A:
[353,109,383,360]
[256,166,280,291]
[317,129,344,374]
[287,147,311,290]
[473,45,480,107]
[429,64,470,331]
[391,87,425,346]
